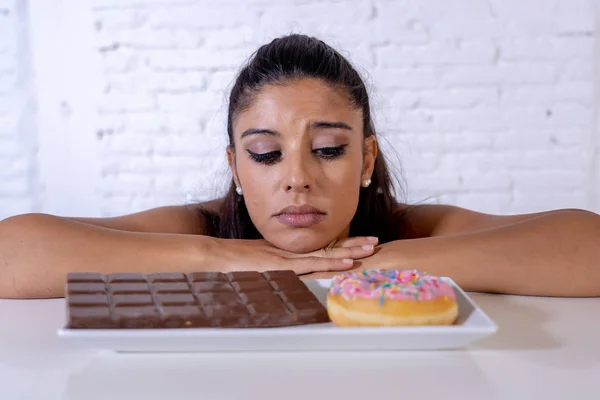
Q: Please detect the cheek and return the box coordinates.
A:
[322,151,363,187]
[236,159,274,220]
[237,154,268,185]
[326,174,361,206]
[324,152,364,209]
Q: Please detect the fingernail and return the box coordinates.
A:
[367,237,379,243]
[343,259,354,265]
[362,245,374,251]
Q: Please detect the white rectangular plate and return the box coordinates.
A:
[57,278,497,352]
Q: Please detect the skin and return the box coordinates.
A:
[227,78,376,253]
[307,205,600,296]
[0,78,599,298]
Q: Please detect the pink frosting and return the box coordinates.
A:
[329,269,456,303]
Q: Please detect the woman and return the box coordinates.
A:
[1,34,599,299]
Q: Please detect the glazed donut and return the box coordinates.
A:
[326,269,458,327]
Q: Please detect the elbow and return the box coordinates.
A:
[0,214,37,299]
[0,256,42,299]
[557,207,600,253]
[0,274,24,299]
[0,254,22,299]
[0,214,70,299]
[0,241,17,299]
[562,209,600,296]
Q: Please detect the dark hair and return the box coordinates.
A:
[200,34,403,244]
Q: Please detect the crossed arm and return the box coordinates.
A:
[347,205,600,297]
[88,203,600,297]
[1,199,599,298]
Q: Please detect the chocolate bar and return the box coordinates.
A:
[65,270,330,329]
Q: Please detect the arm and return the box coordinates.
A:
[0,200,372,299]
[0,205,217,298]
[361,206,600,297]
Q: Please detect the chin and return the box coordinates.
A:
[264,230,332,254]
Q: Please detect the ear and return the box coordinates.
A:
[226,145,240,187]
[361,135,378,181]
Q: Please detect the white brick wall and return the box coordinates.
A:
[1,0,599,220]
[0,0,37,221]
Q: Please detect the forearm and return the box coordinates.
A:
[361,210,600,297]
[0,214,212,299]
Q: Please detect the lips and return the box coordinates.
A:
[273,205,326,228]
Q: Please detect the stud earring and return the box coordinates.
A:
[236,186,243,196]
[362,178,371,188]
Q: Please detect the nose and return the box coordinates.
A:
[281,152,312,193]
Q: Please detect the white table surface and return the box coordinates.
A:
[0,293,598,400]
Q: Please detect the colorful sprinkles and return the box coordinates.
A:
[329,269,455,304]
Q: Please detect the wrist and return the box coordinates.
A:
[365,237,476,289]
[358,240,415,270]
[188,235,249,273]
[187,234,221,271]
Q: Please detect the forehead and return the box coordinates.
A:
[232,78,362,134]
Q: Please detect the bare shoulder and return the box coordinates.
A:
[394,202,558,239]
[68,198,225,235]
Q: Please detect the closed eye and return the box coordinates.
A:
[246,149,281,165]
[246,145,348,166]
[313,145,348,160]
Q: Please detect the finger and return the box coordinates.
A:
[336,236,378,248]
[300,271,340,280]
[292,257,354,274]
[317,244,375,260]
[283,244,374,260]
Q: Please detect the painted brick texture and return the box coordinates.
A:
[0,0,36,220]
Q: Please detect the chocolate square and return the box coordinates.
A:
[151,282,190,293]
[67,282,106,294]
[191,281,234,293]
[107,273,148,283]
[109,282,150,294]
[187,272,227,282]
[149,273,187,282]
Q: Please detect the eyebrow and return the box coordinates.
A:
[310,121,353,131]
[240,121,352,139]
[240,128,280,139]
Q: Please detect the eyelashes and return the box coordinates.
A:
[247,150,280,166]
[315,146,348,159]
[246,145,348,166]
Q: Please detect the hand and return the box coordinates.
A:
[301,240,400,280]
[209,236,379,275]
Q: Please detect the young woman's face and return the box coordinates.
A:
[228,78,376,253]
